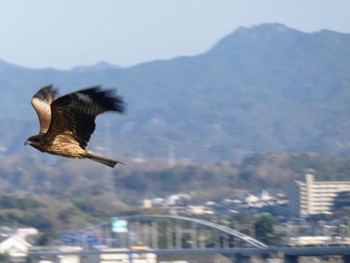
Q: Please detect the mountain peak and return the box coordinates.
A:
[236,23,292,33]
[211,23,303,52]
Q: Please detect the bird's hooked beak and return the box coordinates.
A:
[24,139,30,146]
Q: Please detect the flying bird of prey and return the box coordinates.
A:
[25,85,125,168]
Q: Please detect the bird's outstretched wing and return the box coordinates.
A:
[31,84,59,134]
[47,86,125,149]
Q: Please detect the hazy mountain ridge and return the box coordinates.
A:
[0,23,350,161]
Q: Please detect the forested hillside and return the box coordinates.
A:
[0,152,349,233]
[0,23,349,161]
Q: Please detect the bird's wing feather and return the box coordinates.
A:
[47,86,125,149]
[31,84,59,134]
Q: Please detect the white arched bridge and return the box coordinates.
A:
[116,214,267,249]
[61,214,267,250]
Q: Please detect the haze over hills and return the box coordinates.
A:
[1,23,350,162]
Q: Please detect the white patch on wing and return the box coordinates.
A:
[73,93,105,115]
[76,93,94,104]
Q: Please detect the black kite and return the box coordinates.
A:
[25,85,125,168]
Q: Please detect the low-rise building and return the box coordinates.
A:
[0,234,32,262]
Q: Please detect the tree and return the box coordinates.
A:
[37,230,58,246]
[254,215,280,245]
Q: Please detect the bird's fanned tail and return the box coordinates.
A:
[84,151,124,168]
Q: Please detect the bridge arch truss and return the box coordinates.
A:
[111,214,267,249]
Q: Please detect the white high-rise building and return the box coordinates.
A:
[288,171,350,216]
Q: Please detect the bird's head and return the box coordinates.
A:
[24,135,42,148]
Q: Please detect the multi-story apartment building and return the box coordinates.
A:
[288,171,350,216]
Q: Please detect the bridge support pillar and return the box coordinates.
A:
[151,221,158,249]
[343,255,350,263]
[262,253,283,263]
[236,253,252,263]
[284,255,298,263]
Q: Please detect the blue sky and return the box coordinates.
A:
[0,0,348,69]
